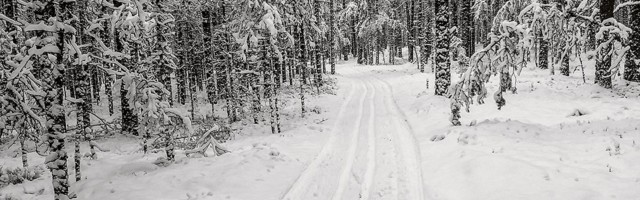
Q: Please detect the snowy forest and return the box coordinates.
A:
[0,0,639,199]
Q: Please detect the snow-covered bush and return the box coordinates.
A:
[0,166,43,187]
[132,75,194,161]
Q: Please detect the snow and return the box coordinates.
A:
[364,58,640,199]
[0,74,348,200]
[2,54,640,200]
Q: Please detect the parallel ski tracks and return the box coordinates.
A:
[282,68,425,200]
[282,79,368,200]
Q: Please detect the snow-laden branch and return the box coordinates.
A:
[0,14,22,26]
[615,1,640,12]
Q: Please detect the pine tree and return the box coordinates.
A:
[434,0,451,95]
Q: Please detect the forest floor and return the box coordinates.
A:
[2,58,640,200]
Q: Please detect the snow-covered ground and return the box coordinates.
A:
[370,60,640,200]
[2,58,640,200]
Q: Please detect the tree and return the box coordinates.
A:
[435,0,451,95]
[538,0,550,70]
[624,3,640,81]
[73,0,92,182]
[43,1,72,199]
[418,0,433,72]
[595,0,615,88]
[112,0,140,136]
[461,0,474,57]
[330,0,337,74]
[407,0,416,62]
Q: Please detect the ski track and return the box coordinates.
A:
[281,80,359,200]
[331,78,370,200]
[358,79,377,200]
[373,75,425,200]
[283,65,425,200]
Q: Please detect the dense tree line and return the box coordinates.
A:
[0,0,335,198]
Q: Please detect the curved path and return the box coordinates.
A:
[282,65,425,200]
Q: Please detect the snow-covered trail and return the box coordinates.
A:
[282,63,425,200]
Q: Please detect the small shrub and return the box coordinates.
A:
[0,166,43,187]
[310,106,322,114]
[568,108,589,117]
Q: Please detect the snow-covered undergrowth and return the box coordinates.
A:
[0,77,346,200]
[370,61,640,200]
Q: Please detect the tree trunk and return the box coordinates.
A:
[537,0,550,69]
[351,18,358,57]
[434,0,451,96]
[121,76,137,135]
[330,0,336,74]
[408,0,415,62]
[560,52,570,76]
[164,128,175,162]
[91,70,100,104]
[225,65,234,124]
[20,133,27,168]
[449,0,458,61]
[420,0,432,72]
[624,4,640,82]
[114,0,138,136]
[461,0,473,57]
[106,73,113,115]
[45,1,70,199]
[100,3,113,116]
[596,0,614,88]
[315,0,323,89]
[75,0,92,181]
